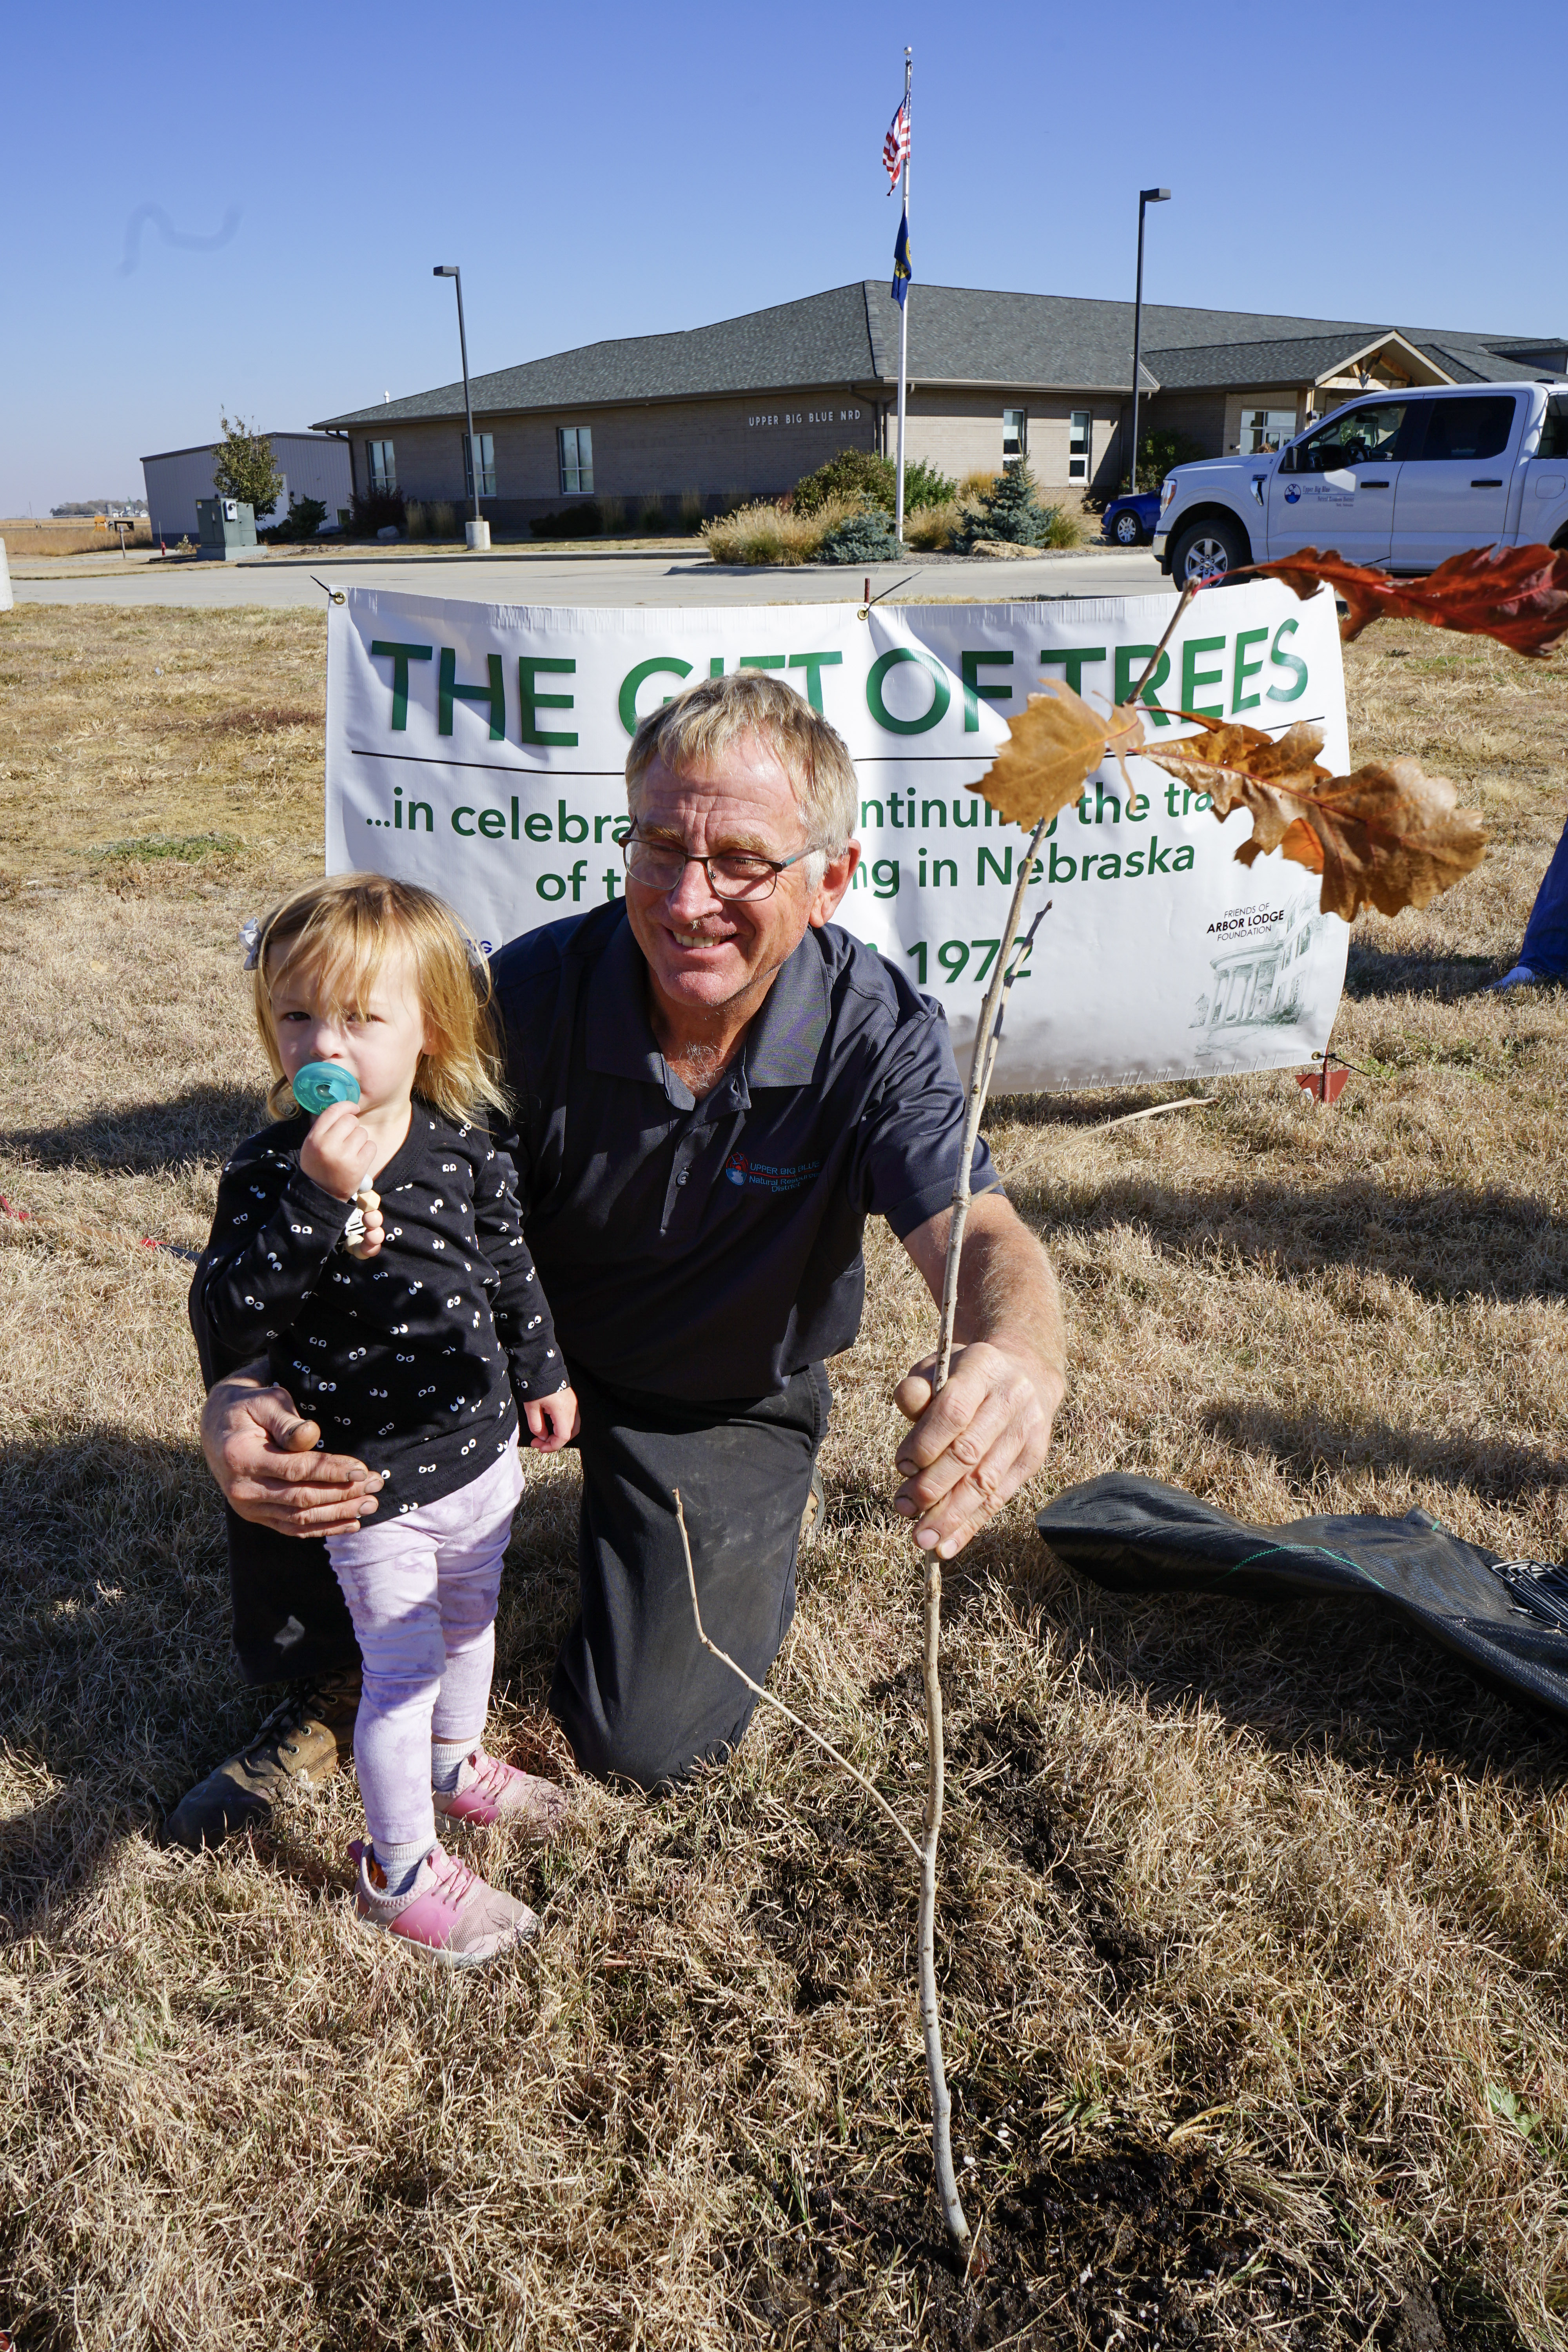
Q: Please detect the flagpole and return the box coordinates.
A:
[895,46,911,543]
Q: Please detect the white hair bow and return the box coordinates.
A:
[239,917,263,971]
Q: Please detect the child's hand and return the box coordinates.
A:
[347,1188,383,1261]
[299,1099,377,1201]
[524,1386,580,1453]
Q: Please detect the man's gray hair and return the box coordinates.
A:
[625,670,860,857]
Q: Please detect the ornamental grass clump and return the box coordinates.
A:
[903,500,962,551]
[957,466,1001,503]
[701,495,859,566]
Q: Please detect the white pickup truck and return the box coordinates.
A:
[1153,381,1568,583]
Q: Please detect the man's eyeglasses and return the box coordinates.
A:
[621,832,815,902]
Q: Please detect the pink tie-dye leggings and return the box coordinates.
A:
[326,1439,525,1858]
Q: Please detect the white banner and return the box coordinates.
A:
[325,581,1349,1090]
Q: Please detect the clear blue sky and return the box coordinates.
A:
[4,0,1563,516]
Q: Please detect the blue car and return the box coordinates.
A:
[1101,490,1162,546]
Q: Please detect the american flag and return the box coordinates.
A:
[882,100,910,192]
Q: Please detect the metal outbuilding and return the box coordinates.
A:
[141,433,354,544]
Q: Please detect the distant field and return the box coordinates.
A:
[2,516,152,559]
[1,602,1566,2350]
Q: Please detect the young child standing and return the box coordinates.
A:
[194,873,579,1967]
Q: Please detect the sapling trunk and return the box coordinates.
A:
[920,826,1051,2244]
[676,839,1053,2249]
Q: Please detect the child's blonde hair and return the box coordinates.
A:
[250,873,508,1125]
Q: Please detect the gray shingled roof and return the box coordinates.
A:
[1143,333,1426,391]
[317,283,878,430]
[314,281,1563,429]
[1416,340,1552,385]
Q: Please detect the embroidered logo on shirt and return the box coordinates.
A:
[722,1152,822,1195]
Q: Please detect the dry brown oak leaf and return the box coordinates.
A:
[1251,543,1568,655]
[1143,713,1487,921]
[967,680,1145,828]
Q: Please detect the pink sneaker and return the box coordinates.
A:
[351,1840,539,1967]
[431,1748,571,1839]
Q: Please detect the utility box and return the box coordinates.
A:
[194,497,258,560]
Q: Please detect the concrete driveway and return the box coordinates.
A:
[8,542,1167,612]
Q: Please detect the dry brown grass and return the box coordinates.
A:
[2,519,153,559]
[2,605,1568,2348]
[0,603,325,893]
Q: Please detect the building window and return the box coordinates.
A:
[367,439,396,493]
[1002,407,1027,458]
[463,432,496,499]
[1068,410,1091,481]
[1244,408,1298,454]
[557,426,594,495]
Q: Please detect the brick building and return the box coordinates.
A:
[313,282,1566,532]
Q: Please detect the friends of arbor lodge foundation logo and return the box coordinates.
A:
[1194,897,1327,1045]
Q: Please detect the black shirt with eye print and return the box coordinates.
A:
[192,1106,563,1516]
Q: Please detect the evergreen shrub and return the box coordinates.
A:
[348,488,406,537]
[957,460,1056,551]
[816,509,905,564]
[258,494,328,544]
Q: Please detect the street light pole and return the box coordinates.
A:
[1129,187,1171,498]
[433,265,488,551]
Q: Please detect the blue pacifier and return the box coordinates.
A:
[292,1061,361,1115]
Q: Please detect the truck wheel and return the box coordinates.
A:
[1172,516,1249,583]
[1113,508,1144,545]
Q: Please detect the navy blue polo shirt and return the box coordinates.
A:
[490,902,999,1401]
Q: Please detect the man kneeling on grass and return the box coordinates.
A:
[173,670,1067,1864]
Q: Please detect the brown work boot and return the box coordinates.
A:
[161,1670,362,1851]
